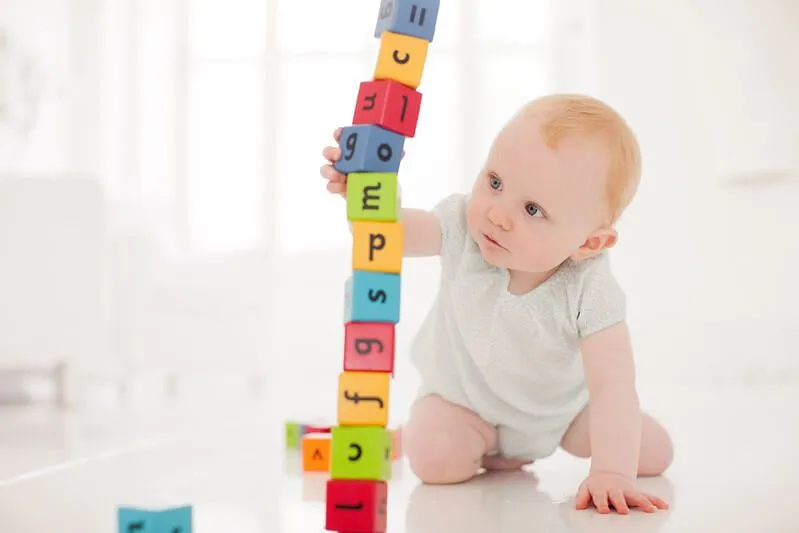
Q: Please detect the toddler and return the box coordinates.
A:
[320,94,673,515]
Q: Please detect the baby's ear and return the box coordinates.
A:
[571,227,617,262]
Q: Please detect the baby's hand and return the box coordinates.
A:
[575,471,669,514]
[320,127,347,197]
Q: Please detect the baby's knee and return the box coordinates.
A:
[405,429,480,484]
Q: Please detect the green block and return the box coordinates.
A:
[285,421,301,448]
[330,426,392,481]
[347,173,399,222]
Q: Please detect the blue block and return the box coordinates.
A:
[160,506,192,533]
[374,0,440,42]
[118,506,192,533]
[333,124,405,174]
[344,270,401,324]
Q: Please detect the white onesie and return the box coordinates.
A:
[409,193,627,460]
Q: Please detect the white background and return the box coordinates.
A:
[0,0,797,419]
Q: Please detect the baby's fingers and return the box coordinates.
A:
[322,145,341,163]
[320,163,345,183]
[625,492,658,513]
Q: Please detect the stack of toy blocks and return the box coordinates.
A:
[325,1,439,532]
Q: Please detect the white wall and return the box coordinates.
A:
[589,0,799,382]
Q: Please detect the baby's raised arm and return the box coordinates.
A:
[320,128,442,258]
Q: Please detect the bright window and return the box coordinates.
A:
[183,0,556,253]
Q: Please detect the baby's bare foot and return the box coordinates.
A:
[481,455,534,471]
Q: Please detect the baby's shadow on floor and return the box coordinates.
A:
[405,470,675,533]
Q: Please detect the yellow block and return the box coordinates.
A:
[373,31,429,89]
[338,371,390,427]
[352,221,403,274]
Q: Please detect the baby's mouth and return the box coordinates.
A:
[483,233,508,251]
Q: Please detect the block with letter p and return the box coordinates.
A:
[347,172,399,223]
[330,426,392,481]
[344,270,401,323]
[334,124,405,174]
[353,79,422,138]
[352,221,403,274]
[338,371,390,427]
[326,479,388,533]
[375,0,440,42]
[344,322,395,373]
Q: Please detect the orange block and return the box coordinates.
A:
[302,434,331,472]
[352,221,403,274]
[374,31,429,89]
[338,371,390,427]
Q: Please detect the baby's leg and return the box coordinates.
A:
[403,394,497,484]
[560,405,674,476]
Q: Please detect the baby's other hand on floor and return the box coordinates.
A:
[575,471,669,515]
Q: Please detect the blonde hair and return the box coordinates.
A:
[520,94,641,224]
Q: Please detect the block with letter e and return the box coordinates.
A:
[352,221,403,274]
[344,322,395,373]
[344,270,401,323]
[330,426,392,481]
[334,124,405,174]
[353,79,422,138]
[325,479,388,533]
[374,0,440,42]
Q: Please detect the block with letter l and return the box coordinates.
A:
[353,79,422,138]
[325,479,388,533]
[347,172,399,223]
[374,0,440,42]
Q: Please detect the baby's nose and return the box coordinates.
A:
[488,208,512,230]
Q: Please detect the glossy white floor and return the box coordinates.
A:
[0,381,796,533]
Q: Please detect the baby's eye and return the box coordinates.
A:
[525,203,543,217]
[489,175,502,190]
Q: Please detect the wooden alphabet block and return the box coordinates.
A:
[330,426,392,481]
[325,479,388,533]
[353,79,423,138]
[302,433,332,472]
[344,322,395,373]
[374,31,429,89]
[347,172,400,223]
[344,270,401,324]
[375,0,440,43]
[338,371,390,427]
[117,506,192,533]
[285,421,301,448]
[334,124,406,174]
[352,221,403,274]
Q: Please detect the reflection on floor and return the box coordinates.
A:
[0,383,796,532]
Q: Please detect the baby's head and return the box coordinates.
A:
[466,94,641,274]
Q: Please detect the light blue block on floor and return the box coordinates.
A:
[118,506,192,533]
[160,506,192,533]
[374,0,440,42]
[344,270,401,324]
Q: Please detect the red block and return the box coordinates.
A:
[325,479,387,533]
[352,79,423,138]
[344,322,395,373]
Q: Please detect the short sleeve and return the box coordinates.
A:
[432,193,469,274]
[575,253,627,338]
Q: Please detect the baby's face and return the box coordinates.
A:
[466,114,614,274]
